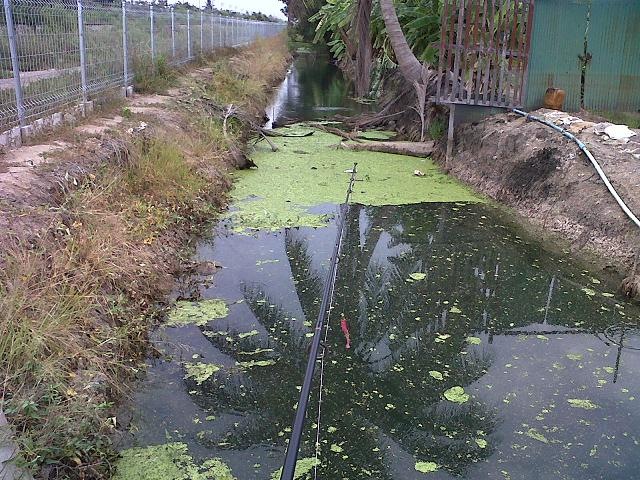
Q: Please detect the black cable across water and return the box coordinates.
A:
[279,162,358,480]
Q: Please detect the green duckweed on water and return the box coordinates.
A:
[236,359,277,369]
[166,299,229,327]
[414,461,438,473]
[475,438,488,449]
[113,443,237,480]
[568,398,599,410]
[184,362,221,385]
[229,125,482,231]
[270,457,319,480]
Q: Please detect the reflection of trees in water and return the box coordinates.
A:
[186,203,637,478]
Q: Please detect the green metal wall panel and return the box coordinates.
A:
[525,0,589,111]
[584,0,640,111]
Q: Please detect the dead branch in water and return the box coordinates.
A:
[338,140,435,158]
[259,131,279,152]
[308,123,363,143]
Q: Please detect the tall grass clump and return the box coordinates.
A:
[133,56,177,94]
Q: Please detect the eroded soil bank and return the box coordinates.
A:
[438,109,640,278]
[0,36,290,479]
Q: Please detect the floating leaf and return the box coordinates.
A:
[444,386,469,404]
[466,336,481,345]
[525,428,549,443]
[581,287,596,297]
[568,398,599,410]
[429,370,444,380]
[475,438,488,448]
[409,272,427,281]
[449,306,462,314]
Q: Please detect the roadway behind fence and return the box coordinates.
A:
[0,0,286,136]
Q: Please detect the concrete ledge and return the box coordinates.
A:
[0,409,33,480]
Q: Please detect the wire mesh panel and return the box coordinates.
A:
[436,0,535,107]
[2,0,83,127]
[83,0,123,95]
[125,3,150,75]
[1,0,286,132]
[153,7,172,63]
[173,10,189,65]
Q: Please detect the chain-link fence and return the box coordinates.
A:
[0,0,286,133]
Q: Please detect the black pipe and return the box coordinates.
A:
[279,163,358,480]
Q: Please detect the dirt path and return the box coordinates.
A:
[440,108,640,277]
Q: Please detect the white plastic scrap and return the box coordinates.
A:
[126,121,148,135]
[603,124,636,141]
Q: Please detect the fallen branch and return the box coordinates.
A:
[259,128,315,138]
[308,123,363,143]
[259,131,279,152]
[339,140,435,158]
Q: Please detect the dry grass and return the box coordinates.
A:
[0,33,290,479]
[206,36,291,117]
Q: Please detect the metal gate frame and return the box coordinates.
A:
[436,0,535,108]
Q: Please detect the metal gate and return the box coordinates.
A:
[436,0,535,108]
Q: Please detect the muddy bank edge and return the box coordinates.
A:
[435,110,640,279]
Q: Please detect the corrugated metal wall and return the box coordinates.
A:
[525,0,588,111]
[584,0,640,111]
[525,0,640,112]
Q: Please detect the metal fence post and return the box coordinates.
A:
[171,7,176,58]
[200,10,203,53]
[77,0,88,103]
[210,12,213,50]
[218,15,222,47]
[122,0,128,94]
[187,10,191,59]
[150,4,155,63]
[3,0,25,127]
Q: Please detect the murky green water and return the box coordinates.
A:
[121,202,640,479]
[264,52,368,128]
[117,56,640,480]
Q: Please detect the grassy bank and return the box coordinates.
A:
[0,35,290,479]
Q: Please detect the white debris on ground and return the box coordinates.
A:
[539,109,640,159]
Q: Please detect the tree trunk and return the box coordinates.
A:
[340,140,435,158]
[379,0,424,83]
[354,0,373,97]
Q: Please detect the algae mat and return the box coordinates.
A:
[228,126,482,231]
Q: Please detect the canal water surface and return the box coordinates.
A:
[116,54,640,480]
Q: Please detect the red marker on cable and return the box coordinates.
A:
[340,314,351,349]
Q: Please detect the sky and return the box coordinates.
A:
[188,0,286,19]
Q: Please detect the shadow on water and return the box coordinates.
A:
[264,52,369,128]
[124,202,640,480]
